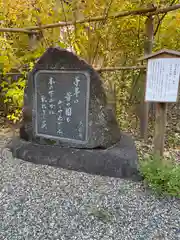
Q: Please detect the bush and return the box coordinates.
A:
[140,155,180,197]
[1,76,25,123]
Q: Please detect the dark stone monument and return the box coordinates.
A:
[7,47,142,181]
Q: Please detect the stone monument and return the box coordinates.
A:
[7,47,141,181]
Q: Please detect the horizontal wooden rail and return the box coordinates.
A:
[0,4,179,34]
[0,28,36,34]
[0,65,147,76]
[25,6,157,31]
[96,66,146,72]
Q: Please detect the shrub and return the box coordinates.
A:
[1,75,25,123]
[0,63,34,123]
[140,154,180,197]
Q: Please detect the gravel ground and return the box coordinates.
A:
[0,133,180,240]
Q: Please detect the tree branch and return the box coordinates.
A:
[148,3,180,16]
[153,0,177,36]
[92,0,114,65]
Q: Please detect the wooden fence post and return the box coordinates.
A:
[141,14,154,141]
[154,102,167,156]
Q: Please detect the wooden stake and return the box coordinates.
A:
[141,14,154,141]
[154,102,167,156]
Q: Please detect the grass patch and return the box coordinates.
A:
[89,207,113,223]
[139,155,180,197]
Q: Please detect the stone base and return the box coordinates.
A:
[6,133,142,181]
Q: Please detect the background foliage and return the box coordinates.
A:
[0,0,179,126]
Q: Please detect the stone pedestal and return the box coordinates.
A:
[7,133,142,181]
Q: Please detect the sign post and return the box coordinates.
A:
[154,102,167,156]
[139,49,180,156]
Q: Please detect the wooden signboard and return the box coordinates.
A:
[145,58,180,102]
[139,49,180,156]
[33,70,90,144]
